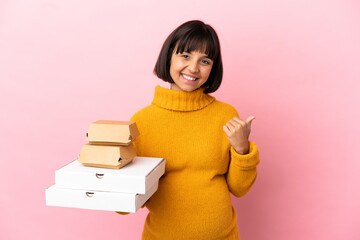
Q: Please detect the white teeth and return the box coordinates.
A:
[182,74,196,81]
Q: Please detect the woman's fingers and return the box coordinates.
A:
[232,117,245,125]
[232,116,255,129]
[222,125,231,135]
[223,116,256,136]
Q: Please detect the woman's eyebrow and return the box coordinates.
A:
[200,55,212,60]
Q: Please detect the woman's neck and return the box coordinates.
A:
[170,83,202,92]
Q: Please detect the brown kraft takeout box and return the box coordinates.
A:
[86,120,139,146]
[78,144,136,169]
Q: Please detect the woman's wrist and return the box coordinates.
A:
[235,148,249,155]
[234,141,250,155]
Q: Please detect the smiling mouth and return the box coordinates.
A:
[181,73,198,81]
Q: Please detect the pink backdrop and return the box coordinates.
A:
[1,0,359,239]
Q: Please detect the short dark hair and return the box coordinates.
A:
[154,20,223,93]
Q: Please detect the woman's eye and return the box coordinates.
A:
[202,60,210,65]
[182,54,189,59]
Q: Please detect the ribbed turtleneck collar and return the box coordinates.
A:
[151,85,215,111]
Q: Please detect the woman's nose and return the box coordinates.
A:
[188,61,199,73]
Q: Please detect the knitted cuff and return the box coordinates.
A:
[230,141,260,169]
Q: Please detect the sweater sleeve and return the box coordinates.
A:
[226,140,260,198]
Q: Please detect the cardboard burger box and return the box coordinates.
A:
[78,143,136,169]
[86,120,139,146]
[46,157,165,213]
[78,120,139,169]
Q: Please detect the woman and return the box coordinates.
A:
[126,20,260,240]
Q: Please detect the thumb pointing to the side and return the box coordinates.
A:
[246,116,256,130]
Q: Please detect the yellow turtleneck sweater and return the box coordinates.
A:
[130,85,260,240]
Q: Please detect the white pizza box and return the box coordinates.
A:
[45,181,158,213]
[55,157,165,194]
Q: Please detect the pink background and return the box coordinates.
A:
[1,0,359,239]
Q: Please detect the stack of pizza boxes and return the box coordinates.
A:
[45,120,166,213]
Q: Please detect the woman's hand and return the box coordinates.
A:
[222,116,255,155]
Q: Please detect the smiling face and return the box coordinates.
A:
[169,48,214,92]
